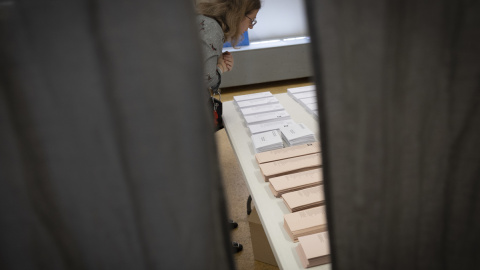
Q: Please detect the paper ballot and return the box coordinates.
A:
[240,103,285,116]
[282,185,325,212]
[255,142,321,164]
[251,130,284,153]
[296,232,331,268]
[287,85,316,95]
[259,153,322,182]
[248,119,296,135]
[235,97,279,109]
[299,97,317,105]
[269,168,322,197]
[233,91,273,102]
[292,91,316,101]
[284,206,327,242]
[305,103,318,114]
[244,110,290,125]
[279,123,316,146]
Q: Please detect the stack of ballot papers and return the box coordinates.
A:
[255,142,321,164]
[258,152,322,182]
[235,96,279,109]
[304,103,318,114]
[291,90,316,102]
[279,123,316,146]
[248,119,296,135]
[282,185,325,212]
[284,206,327,242]
[251,130,284,153]
[296,232,331,268]
[299,97,318,114]
[287,86,321,117]
[240,103,285,116]
[298,96,317,106]
[233,91,273,104]
[287,85,316,98]
[269,168,322,198]
[244,110,291,125]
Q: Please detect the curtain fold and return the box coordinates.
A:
[305,0,480,269]
[0,1,234,269]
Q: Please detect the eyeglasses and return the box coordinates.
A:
[245,15,257,27]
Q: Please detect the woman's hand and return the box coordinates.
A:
[217,57,228,73]
[223,51,234,71]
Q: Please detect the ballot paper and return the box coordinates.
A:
[279,123,316,146]
[255,142,321,164]
[240,103,285,116]
[284,206,327,242]
[287,85,316,96]
[292,91,316,101]
[233,91,273,102]
[244,110,290,125]
[258,152,322,182]
[251,130,284,153]
[248,119,296,135]
[299,97,317,105]
[235,96,279,109]
[282,185,325,212]
[296,232,331,268]
[269,168,322,197]
[305,103,318,114]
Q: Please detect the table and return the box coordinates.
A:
[222,93,330,270]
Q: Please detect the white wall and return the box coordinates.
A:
[249,0,309,42]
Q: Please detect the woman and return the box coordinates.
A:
[197,0,261,91]
[196,0,262,253]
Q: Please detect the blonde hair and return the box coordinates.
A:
[197,0,261,47]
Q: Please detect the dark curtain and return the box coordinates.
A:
[305,0,480,269]
[0,0,234,269]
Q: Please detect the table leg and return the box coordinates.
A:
[247,195,252,215]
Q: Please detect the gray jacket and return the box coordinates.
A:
[197,15,225,91]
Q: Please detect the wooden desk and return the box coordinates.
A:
[222,93,330,270]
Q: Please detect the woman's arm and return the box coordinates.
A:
[198,16,225,90]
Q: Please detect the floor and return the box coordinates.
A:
[215,77,315,270]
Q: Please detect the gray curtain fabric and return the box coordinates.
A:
[305,0,480,269]
[0,0,233,269]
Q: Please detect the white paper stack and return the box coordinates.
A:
[244,110,291,125]
[299,97,317,105]
[292,91,316,101]
[248,119,296,135]
[305,103,318,114]
[240,103,285,116]
[235,96,279,109]
[287,86,321,117]
[279,123,316,146]
[287,85,316,98]
[233,91,273,103]
[251,130,284,153]
[297,97,318,117]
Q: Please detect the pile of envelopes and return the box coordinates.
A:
[296,232,331,268]
[254,141,330,268]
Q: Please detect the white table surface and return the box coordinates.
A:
[222,93,330,270]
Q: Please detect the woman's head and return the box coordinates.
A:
[197,0,261,47]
